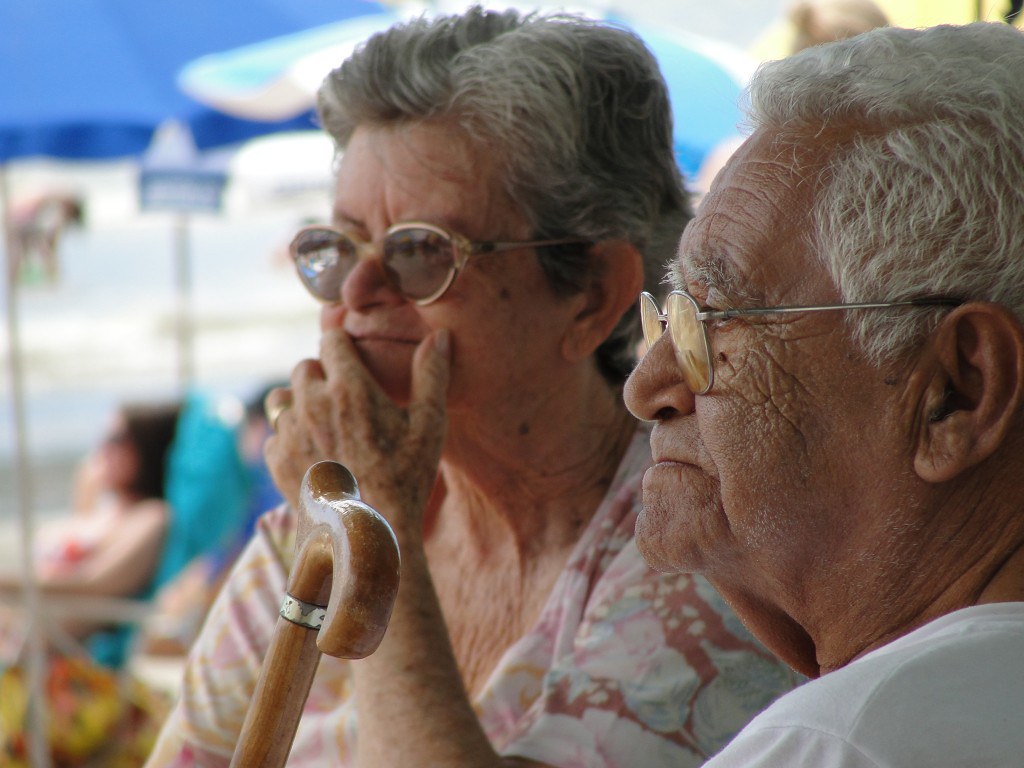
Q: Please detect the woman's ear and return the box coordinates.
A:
[560,240,644,363]
[914,303,1024,483]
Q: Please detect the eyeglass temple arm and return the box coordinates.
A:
[696,297,962,321]
[474,237,590,255]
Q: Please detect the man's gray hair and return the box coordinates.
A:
[317,5,690,384]
[747,22,1024,365]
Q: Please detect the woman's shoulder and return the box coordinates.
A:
[131,497,171,516]
[614,421,653,486]
[589,421,652,533]
[251,502,299,568]
[126,498,172,531]
[554,423,651,584]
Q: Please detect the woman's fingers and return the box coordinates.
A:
[264,366,327,509]
[267,327,450,518]
[263,386,294,433]
[317,327,366,383]
[262,384,302,507]
[263,431,310,511]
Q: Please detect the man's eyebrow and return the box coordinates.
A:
[670,250,766,309]
[671,252,734,298]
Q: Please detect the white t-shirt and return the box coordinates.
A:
[704,603,1024,767]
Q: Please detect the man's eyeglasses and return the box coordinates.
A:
[639,290,963,395]
[289,222,587,305]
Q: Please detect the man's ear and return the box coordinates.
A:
[560,240,644,363]
[914,303,1024,483]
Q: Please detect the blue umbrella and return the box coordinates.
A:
[178,10,755,180]
[0,0,389,162]
[628,20,753,182]
[0,7,385,763]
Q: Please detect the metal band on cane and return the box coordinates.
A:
[280,594,327,630]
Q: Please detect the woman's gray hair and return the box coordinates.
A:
[317,5,690,385]
[747,22,1024,366]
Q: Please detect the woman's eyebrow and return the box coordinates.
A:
[330,197,361,226]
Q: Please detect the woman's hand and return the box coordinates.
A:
[264,327,451,538]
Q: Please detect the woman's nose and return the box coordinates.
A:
[625,335,697,422]
[339,254,403,311]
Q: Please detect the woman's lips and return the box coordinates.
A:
[349,332,420,346]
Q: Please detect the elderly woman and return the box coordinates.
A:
[145,8,797,767]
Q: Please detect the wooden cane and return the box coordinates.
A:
[229,460,401,768]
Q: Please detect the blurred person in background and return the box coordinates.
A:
[140,382,285,657]
[0,404,179,768]
[692,0,889,202]
[0,400,180,668]
[788,0,889,52]
[147,7,799,767]
[8,190,85,285]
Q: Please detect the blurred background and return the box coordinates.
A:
[6,0,1019,557]
[1,136,328,530]
[1,0,794,561]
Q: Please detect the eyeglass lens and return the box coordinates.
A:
[639,292,712,394]
[291,226,458,302]
[292,229,355,301]
[383,228,456,300]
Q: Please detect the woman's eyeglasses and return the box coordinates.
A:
[639,290,962,395]
[289,222,587,305]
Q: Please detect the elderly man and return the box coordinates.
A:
[625,21,1024,767]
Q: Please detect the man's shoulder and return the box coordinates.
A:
[713,603,1024,766]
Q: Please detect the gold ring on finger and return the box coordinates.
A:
[266,401,292,433]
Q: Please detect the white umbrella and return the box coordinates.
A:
[178,5,756,181]
[179,14,402,123]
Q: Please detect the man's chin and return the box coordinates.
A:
[635,505,705,575]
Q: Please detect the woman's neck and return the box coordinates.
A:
[434,371,637,555]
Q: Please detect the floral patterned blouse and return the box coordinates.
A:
[145,427,799,767]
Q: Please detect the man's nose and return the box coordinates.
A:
[625,335,697,422]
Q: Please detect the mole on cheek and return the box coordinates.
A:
[500,287,511,300]
[518,421,530,436]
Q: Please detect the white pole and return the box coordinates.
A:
[1,166,52,768]
[173,211,195,394]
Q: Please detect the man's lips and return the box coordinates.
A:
[649,425,702,469]
[651,457,692,467]
[649,445,700,469]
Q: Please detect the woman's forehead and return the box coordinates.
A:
[333,123,521,237]
[340,123,490,186]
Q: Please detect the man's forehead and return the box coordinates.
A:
[669,132,822,304]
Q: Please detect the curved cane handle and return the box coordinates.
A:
[292,461,401,657]
[230,461,401,768]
